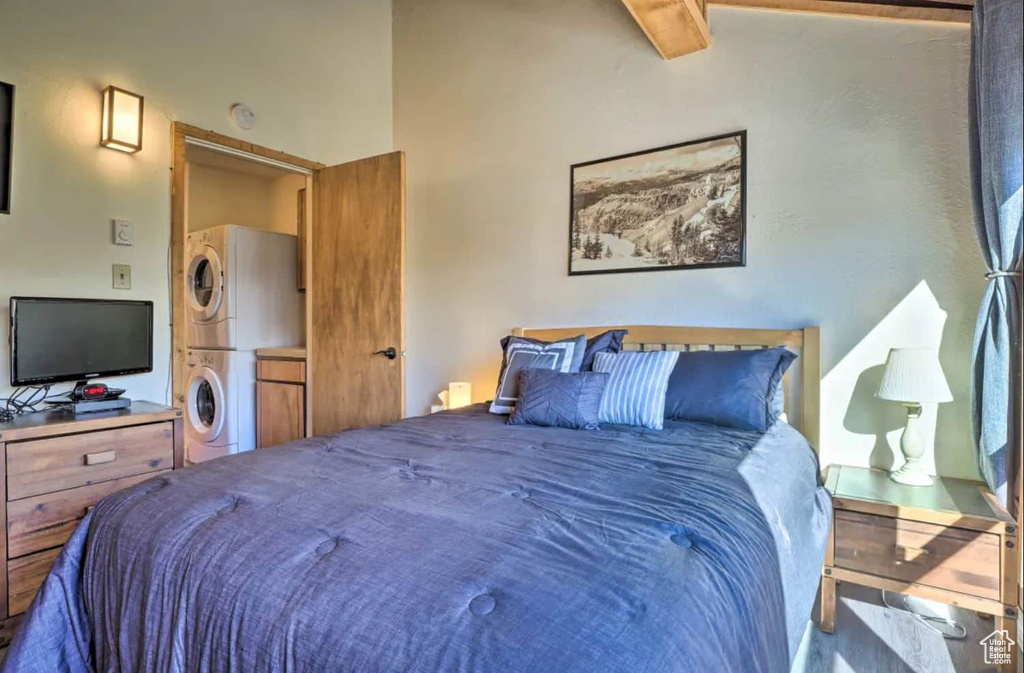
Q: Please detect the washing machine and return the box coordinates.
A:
[187,225,303,350]
[185,348,257,463]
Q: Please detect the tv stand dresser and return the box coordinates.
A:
[0,401,183,646]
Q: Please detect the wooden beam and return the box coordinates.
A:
[621,0,712,60]
[710,0,972,24]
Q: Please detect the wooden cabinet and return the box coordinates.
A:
[821,465,1018,672]
[0,401,183,644]
[257,348,306,449]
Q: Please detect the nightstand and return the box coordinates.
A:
[821,465,1018,670]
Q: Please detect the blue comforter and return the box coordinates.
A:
[2,405,831,673]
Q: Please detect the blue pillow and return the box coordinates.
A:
[490,335,587,414]
[508,369,610,430]
[663,348,796,432]
[580,329,629,371]
[593,351,680,430]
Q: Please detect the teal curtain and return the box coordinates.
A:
[969,0,1023,514]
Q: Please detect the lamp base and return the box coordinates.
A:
[890,462,934,487]
[889,403,933,487]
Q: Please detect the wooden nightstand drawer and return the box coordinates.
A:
[5,422,174,501]
[834,509,1001,600]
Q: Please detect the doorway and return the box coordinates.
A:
[169,123,406,448]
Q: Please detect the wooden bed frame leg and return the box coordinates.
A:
[820,574,836,634]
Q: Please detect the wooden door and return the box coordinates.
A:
[309,151,405,436]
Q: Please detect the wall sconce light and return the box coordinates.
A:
[100,86,143,153]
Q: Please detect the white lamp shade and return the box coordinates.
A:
[876,348,953,403]
[448,382,472,409]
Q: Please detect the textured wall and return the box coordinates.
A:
[0,0,392,404]
[394,0,982,477]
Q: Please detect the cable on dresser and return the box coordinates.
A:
[0,384,61,422]
[881,590,967,640]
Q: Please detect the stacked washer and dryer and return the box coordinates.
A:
[185,225,303,463]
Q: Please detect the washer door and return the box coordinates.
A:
[187,245,224,321]
[187,366,226,443]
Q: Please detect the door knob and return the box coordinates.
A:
[374,347,398,360]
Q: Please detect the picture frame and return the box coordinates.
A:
[1,80,13,215]
[569,130,746,276]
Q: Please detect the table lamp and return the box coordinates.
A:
[876,348,952,486]
[447,382,472,410]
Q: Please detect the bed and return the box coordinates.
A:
[2,325,832,673]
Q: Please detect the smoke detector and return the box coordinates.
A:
[229,103,256,130]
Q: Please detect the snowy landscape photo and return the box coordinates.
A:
[569,131,746,275]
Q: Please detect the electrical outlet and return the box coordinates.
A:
[112,264,132,290]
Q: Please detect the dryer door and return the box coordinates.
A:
[187,365,226,443]
[187,245,224,322]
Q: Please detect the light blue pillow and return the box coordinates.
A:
[592,351,680,430]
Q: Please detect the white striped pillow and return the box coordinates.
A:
[592,351,680,430]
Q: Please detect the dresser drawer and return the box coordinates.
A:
[7,547,61,615]
[6,470,169,558]
[834,510,1001,600]
[5,422,174,501]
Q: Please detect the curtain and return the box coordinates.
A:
[969,0,1023,514]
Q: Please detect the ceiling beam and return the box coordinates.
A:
[710,0,972,24]
[624,0,970,60]
[621,0,713,60]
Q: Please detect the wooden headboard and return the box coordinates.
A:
[514,325,821,449]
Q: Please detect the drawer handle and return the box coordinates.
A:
[894,545,929,564]
[84,450,116,466]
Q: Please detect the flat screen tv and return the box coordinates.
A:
[9,297,154,386]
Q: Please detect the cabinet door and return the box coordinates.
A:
[310,151,405,436]
[258,382,305,449]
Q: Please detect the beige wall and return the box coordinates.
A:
[395,0,982,478]
[268,174,307,236]
[0,0,392,403]
[187,165,304,235]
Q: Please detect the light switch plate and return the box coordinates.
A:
[112,264,132,290]
[113,219,134,246]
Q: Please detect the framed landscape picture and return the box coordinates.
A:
[1,81,13,214]
[569,130,746,276]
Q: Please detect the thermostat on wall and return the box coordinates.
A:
[113,219,134,246]
[230,103,256,130]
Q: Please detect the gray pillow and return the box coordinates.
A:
[498,334,586,373]
[508,369,609,430]
[490,334,587,414]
